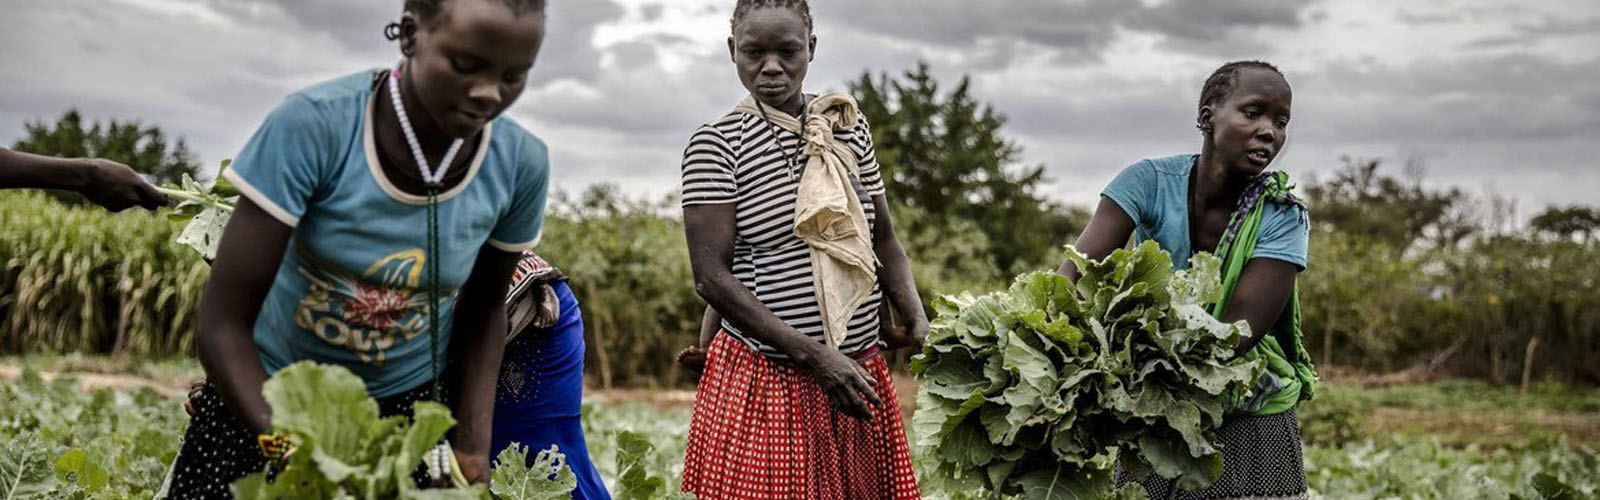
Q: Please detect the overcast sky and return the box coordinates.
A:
[3,0,1596,213]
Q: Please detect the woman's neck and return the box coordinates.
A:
[388,65,457,158]
[372,65,476,193]
[772,91,807,118]
[1195,146,1251,208]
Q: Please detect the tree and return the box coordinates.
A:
[848,62,1086,277]
[1530,205,1600,242]
[11,109,200,189]
[1302,156,1474,250]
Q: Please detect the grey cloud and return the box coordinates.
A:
[1395,10,1467,26]
[1462,35,1526,50]
[1298,53,1600,143]
[1519,16,1600,36]
[518,54,737,139]
[535,0,626,82]
[1121,0,1317,43]
[208,0,394,50]
[1464,15,1600,49]
[810,0,1133,65]
[807,0,1323,65]
[0,0,366,168]
[1396,5,1532,26]
[204,0,628,83]
[642,4,665,22]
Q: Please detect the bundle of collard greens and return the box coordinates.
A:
[911,241,1263,498]
[231,361,577,499]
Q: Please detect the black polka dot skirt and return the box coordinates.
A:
[1116,409,1308,500]
[160,380,437,499]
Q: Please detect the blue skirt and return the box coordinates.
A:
[492,280,611,500]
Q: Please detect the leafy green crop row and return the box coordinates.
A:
[1,372,1596,500]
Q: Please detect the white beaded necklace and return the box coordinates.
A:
[390,66,459,485]
[389,68,464,188]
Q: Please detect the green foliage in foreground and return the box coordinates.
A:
[0,373,1597,499]
[233,362,516,499]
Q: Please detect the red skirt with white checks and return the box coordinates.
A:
[681,334,922,500]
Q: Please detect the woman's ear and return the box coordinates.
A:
[727,36,737,63]
[808,34,817,63]
[398,12,420,57]
[1196,105,1214,134]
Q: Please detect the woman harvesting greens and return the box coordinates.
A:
[1060,60,1318,499]
[494,252,610,500]
[678,0,927,498]
[168,0,549,497]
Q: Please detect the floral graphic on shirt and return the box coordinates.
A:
[343,284,412,330]
[294,246,458,366]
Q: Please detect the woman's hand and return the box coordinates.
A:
[880,320,930,352]
[453,448,491,485]
[903,317,929,350]
[675,345,708,374]
[800,344,883,420]
[79,158,167,212]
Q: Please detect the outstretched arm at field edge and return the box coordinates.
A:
[870,194,929,349]
[1058,197,1137,280]
[195,197,290,434]
[0,148,167,211]
[1220,259,1297,357]
[444,245,520,484]
[684,203,883,419]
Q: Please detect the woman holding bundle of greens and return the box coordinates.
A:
[1059,60,1318,500]
[677,1,926,498]
[166,0,549,497]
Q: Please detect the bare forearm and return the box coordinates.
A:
[874,236,925,326]
[0,149,89,190]
[446,305,505,457]
[695,272,820,362]
[1220,259,1298,358]
[698,306,720,348]
[196,324,272,432]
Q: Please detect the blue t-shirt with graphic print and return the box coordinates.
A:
[1100,154,1308,271]
[222,70,549,397]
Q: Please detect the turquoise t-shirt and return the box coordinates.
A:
[1100,154,1308,270]
[222,70,549,397]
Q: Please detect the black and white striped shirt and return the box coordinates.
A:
[681,108,887,358]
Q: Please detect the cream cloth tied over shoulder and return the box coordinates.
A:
[733,92,878,350]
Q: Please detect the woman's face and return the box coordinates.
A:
[1202,67,1293,177]
[406,0,545,139]
[728,7,815,112]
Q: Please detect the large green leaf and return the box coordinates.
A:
[52,449,108,492]
[1134,435,1224,492]
[0,434,54,500]
[490,443,575,500]
[262,362,380,465]
[1015,464,1111,500]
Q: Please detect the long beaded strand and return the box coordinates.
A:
[389,65,461,484]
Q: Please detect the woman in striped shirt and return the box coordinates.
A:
[677,1,925,498]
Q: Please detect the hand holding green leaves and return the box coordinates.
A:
[156,159,238,260]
